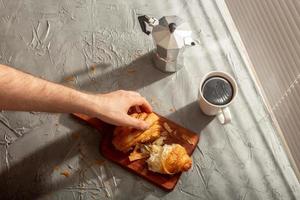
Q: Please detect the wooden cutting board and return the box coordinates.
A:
[73,113,200,191]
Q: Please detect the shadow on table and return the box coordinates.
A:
[0,125,97,199]
[62,51,171,93]
[167,101,214,134]
[0,106,213,200]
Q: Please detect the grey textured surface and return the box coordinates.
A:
[0,0,299,199]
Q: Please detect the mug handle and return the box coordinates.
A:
[217,107,231,124]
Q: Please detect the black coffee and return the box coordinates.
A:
[202,76,233,105]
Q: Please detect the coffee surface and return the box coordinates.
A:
[202,76,233,105]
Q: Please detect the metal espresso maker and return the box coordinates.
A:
[139,15,196,72]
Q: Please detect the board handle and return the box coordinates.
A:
[72,113,104,131]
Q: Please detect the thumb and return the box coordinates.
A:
[121,114,149,130]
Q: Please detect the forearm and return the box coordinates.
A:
[0,64,152,129]
[0,64,94,115]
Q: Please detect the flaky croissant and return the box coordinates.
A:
[147,144,192,174]
[112,112,162,152]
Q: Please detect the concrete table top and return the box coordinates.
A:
[0,0,299,199]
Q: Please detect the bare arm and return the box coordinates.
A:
[0,64,152,130]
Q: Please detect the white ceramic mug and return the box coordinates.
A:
[199,71,238,124]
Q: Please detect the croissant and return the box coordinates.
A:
[147,144,192,174]
[112,112,162,152]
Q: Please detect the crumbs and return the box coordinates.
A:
[127,68,136,74]
[54,165,71,178]
[169,107,176,112]
[63,75,76,82]
[90,64,96,75]
[180,134,195,145]
[162,122,196,145]
[94,159,105,166]
[62,75,77,87]
[60,170,70,177]
[163,122,173,133]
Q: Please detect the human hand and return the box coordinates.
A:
[87,90,152,130]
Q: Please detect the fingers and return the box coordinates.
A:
[99,113,149,130]
[95,90,153,130]
[134,96,153,113]
[127,91,141,97]
[122,90,152,113]
[121,114,149,130]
